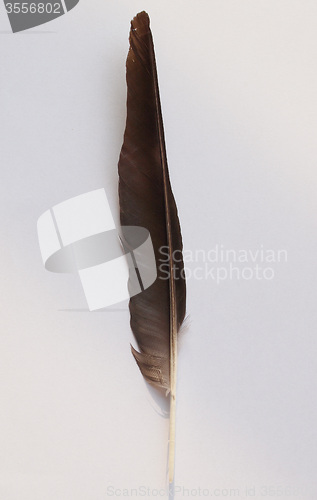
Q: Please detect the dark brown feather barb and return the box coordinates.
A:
[118,12,186,481]
[118,11,186,392]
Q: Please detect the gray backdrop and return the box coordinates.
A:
[0,1,316,498]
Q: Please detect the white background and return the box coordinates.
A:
[1,1,317,499]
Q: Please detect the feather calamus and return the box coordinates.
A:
[118,11,186,482]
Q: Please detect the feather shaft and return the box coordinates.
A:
[118,11,186,483]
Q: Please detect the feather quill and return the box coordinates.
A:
[118,11,186,482]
